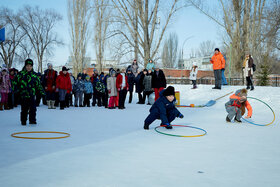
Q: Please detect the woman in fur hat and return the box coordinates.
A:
[225,88,252,123]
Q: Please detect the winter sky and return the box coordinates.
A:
[1,0,221,66]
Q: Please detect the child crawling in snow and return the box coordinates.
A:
[143,86,184,130]
[225,88,252,123]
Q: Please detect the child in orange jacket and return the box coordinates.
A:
[225,88,252,123]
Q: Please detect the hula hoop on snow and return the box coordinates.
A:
[242,97,275,126]
[154,124,207,137]
[176,105,205,108]
[11,131,70,139]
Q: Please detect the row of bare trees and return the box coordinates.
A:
[0,6,63,72]
[188,0,280,76]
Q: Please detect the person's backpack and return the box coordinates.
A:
[252,63,256,72]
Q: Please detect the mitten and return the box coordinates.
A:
[179,113,184,118]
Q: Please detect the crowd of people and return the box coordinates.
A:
[0,50,255,126]
[0,58,168,125]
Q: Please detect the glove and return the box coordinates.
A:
[178,114,184,119]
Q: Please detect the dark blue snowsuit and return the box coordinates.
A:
[144,89,182,127]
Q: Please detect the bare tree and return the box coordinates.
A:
[162,32,178,68]
[18,6,63,73]
[188,0,268,76]
[68,0,92,76]
[196,40,216,57]
[93,0,111,72]
[112,0,182,67]
[0,8,26,68]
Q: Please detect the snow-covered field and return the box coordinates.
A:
[0,84,279,187]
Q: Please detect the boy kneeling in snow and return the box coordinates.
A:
[225,88,252,123]
[144,86,184,130]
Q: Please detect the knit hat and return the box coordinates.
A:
[163,86,175,96]
[62,66,69,71]
[214,48,220,52]
[25,59,33,66]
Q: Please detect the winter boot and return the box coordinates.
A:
[51,100,56,109]
[144,123,149,130]
[234,117,242,123]
[4,103,9,110]
[165,125,173,129]
[226,116,231,122]
[21,121,26,125]
[47,100,51,109]
[60,101,64,110]
[29,121,37,125]
[0,103,3,111]
[250,85,254,91]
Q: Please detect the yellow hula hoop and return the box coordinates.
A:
[11,131,70,139]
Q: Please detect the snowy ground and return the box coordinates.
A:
[0,84,279,187]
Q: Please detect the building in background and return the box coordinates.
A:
[178,56,212,71]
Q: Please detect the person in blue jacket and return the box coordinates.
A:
[143,86,184,130]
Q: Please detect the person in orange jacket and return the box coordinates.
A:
[210,48,225,89]
[225,88,252,123]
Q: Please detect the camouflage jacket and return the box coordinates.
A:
[16,69,45,98]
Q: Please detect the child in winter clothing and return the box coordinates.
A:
[142,69,153,105]
[116,68,129,109]
[56,66,72,110]
[83,75,93,107]
[0,68,11,110]
[73,73,85,107]
[225,88,252,123]
[189,62,198,89]
[95,74,106,107]
[16,59,45,125]
[144,86,184,130]
[107,70,118,109]
[146,59,155,72]
[127,69,135,103]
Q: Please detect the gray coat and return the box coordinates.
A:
[107,77,117,97]
[143,75,153,92]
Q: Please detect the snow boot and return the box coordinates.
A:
[0,103,3,111]
[47,100,51,109]
[30,121,37,125]
[234,117,242,123]
[165,125,173,129]
[60,101,64,110]
[250,85,254,91]
[21,121,26,125]
[144,123,149,130]
[4,103,9,110]
[226,116,231,122]
[51,100,56,109]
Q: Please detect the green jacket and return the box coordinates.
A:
[16,69,45,98]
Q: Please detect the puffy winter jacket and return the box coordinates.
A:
[43,69,57,92]
[152,70,166,88]
[225,89,252,117]
[16,69,45,98]
[116,73,129,90]
[210,52,225,70]
[56,71,72,93]
[149,89,181,125]
[143,75,153,92]
[84,80,93,94]
[73,79,85,93]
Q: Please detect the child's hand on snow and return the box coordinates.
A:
[244,116,250,119]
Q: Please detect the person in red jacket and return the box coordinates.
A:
[56,66,72,110]
[210,48,225,89]
[116,68,129,109]
[43,63,57,109]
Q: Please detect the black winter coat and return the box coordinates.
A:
[127,72,135,92]
[152,70,166,88]
[135,72,144,93]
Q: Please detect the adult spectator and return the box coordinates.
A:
[210,48,225,89]
[152,65,166,101]
[243,53,254,91]
[43,63,57,109]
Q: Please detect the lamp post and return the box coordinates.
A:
[179,36,194,69]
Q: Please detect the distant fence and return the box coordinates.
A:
[166,76,280,87]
